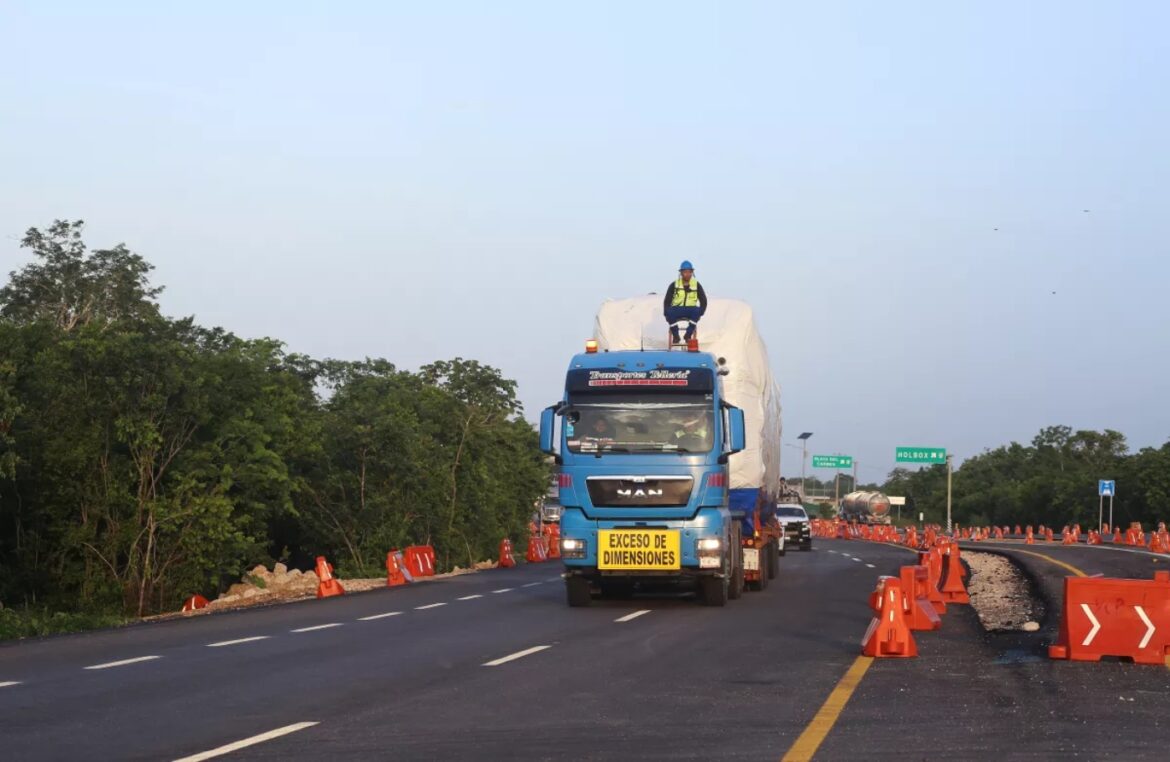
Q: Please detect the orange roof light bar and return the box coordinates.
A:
[585,339,599,354]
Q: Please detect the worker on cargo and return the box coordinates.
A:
[663,260,708,344]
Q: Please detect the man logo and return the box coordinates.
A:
[617,488,664,497]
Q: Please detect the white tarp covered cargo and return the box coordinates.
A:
[593,296,782,495]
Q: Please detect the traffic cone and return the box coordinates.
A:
[181,594,209,613]
[314,555,345,598]
[1014,525,1022,536]
[939,544,970,604]
[1113,527,1124,545]
[1025,526,1035,545]
[386,551,409,586]
[861,577,918,658]
[498,538,517,568]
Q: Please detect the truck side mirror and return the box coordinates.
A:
[727,407,746,454]
[539,406,557,455]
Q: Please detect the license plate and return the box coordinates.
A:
[597,529,681,570]
[743,548,759,571]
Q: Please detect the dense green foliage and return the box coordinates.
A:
[0,221,547,622]
[880,425,1170,529]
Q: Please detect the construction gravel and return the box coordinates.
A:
[964,550,1044,632]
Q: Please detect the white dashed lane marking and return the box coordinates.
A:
[207,636,270,648]
[521,582,542,588]
[482,645,552,667]
[615,610,651,623]
[0,681,21,688]
[84,655,161,670]
[866,564,876,569]
[456,594,483,601]
[415,603,446,610]
[290,623,343,633]
[358,612,403,621]
[172,721,319,762]
[492,588,514,594]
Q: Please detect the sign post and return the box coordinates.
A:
[896,447,949,529]
[812,454,853,469]
[1098,480,1115,533]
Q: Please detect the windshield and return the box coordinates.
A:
[775,506,806,518]
[564,393,715,454]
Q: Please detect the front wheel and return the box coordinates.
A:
[698,574,728,606]
[566,576,592,607]
[729,546,745,600]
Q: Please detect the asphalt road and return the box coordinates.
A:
[2,539,1169,761]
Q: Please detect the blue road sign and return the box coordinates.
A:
[1098,480,1115,497]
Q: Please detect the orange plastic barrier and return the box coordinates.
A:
[543,524,561,560]
[862,576,918,658]
[1049,571,1170,664]
[314,555,345,598]
[386,550,409,587]
[1113,528,1125,545]
[1150,532,1170,554]
[939,544,970,604]
[498,538,517,568]
[403,545,436,577]
[526,532,548,563]
[181,594,209,613]
[917,549,947,615]
[900,565,942,631]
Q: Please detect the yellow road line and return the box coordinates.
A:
[997,548,1087,577]
[781,655,874,762]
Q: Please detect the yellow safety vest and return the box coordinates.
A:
[671,277,701,308]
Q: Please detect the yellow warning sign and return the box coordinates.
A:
[597,530,681,570]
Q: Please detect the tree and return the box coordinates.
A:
[0,220,162,330]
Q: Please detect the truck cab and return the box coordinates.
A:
[539,346,746,606]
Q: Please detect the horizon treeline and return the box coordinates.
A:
[0,220,548,618]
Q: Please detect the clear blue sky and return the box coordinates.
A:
[2,2,1168,482]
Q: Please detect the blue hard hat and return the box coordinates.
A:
[679,260,694,271]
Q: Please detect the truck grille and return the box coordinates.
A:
[585,476,693,507]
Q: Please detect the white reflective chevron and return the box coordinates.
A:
[1080,604,1101,646]
[1135,605,1156,649]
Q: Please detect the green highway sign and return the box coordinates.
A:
[812,454,853,469]
[895,447,947,464]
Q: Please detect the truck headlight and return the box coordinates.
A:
[696,537,722,553]
[560,538,586,558]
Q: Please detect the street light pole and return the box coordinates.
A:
[946,453,953,533]
[797,432,813,503]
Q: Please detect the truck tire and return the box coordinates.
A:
[768,542,780,578]
[757,548,770,591]
[729,546,745,600]
[699,574,728,607]
[566,576,592,607]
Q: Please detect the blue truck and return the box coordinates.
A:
[538,297,783,607]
